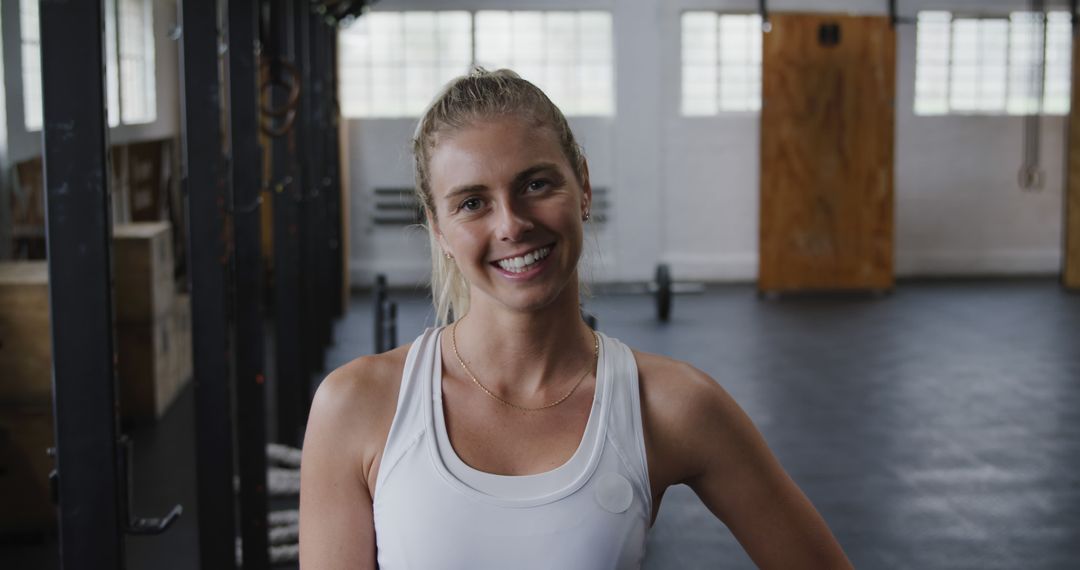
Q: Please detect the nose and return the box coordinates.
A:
[493,199,534,242]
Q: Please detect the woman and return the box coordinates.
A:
[299,69,852,569]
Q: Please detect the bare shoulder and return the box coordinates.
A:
[631,350,751,486]
[306,344,412,487]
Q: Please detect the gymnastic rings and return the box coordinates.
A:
[259,57,301,137]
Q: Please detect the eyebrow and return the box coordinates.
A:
[443,162,562,204]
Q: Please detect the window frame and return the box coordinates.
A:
[913,9,1072,117]
[337,9,617,119]
[679,10,764,117]
[19,0,157,132]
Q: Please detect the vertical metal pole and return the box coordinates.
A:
[295,5,319,381]
[270,0,304,447]
[310,15,330,357]
[228,0,270,566]
[180,0,239,567]
[39,1,124,566]
[374,274,387,353]
[327,24,345,317]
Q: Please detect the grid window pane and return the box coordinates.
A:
[20,0,154,130]
[915,10,1070,116]
[1043,12,1072,114]
[339,11,473,118]
[119,0,157,124]
[680,12,761,115]
[476,10,615,116]
[20,0,42,130]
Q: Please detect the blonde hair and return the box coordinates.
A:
[412,68,588,325]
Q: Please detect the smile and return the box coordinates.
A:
[493,245,553,274]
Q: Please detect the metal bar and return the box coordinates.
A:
[311,15,333,359]
[295,5,315,379]
[180,0,238,567]
[228,0,270,566]
[310,15,328,354]
[374,274,387,353]
[327,24,345,317]
[39,1,123,567]
[271,0,305,447]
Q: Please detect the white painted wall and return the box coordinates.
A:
[344,0,1074,286]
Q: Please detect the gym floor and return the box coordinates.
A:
[3,279,1079,569]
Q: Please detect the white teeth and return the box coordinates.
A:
[497,246,551,273]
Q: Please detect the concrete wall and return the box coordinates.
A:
[342,0,1073,284]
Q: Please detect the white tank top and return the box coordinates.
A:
[373,327,652,569]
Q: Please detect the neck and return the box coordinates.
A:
[450,283,596,400]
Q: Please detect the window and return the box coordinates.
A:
[681,12,762,115]
[338,12,471,118]
[475,11,613,116]
[20,0,42,131]
[914,10,1072,116]
[338,10,615,118]
[20,0,156,131]
[118,0,156,124]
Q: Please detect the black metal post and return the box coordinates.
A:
[386,301,398,350]
[180,0,239,567]
[296,5,320,380]
[326,24,345,318]
[310,14,333,358]
[228,0,270,566]
[269,0,305,447]
[39,1,123,566]
[374,274,387,353]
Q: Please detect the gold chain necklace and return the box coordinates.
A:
[450,320,599,412]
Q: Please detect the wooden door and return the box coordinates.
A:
[1065,32,1080,289]
[759,14,895,293]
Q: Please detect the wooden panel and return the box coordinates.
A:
[126,140,167,222]
[0,263,52,405]
[113,221,175,323]
[759,14,895,292]
[1065,34,1080,289]
[12,158,45,229]
[116,293,191,423]
[11,159,47,258]
[0,405,56,533]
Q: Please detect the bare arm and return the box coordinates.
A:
[644,359,852,569]
[299,365,381,569]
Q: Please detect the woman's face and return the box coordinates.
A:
[428,116,590,314]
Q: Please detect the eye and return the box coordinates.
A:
[526,179,551,192]
[460,197,484,212]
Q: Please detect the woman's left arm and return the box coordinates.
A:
[643,360,853,570]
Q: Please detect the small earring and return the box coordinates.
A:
[583,210,591,222]
[445,252,453,260]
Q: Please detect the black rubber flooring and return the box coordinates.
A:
[4,279,1079,569]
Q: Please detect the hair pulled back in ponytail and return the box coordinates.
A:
[412,68,587,325]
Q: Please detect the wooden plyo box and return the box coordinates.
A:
[117,294,191,423]
[0,405,56,534]
[114,221,174,324]
[0,262,51,405]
